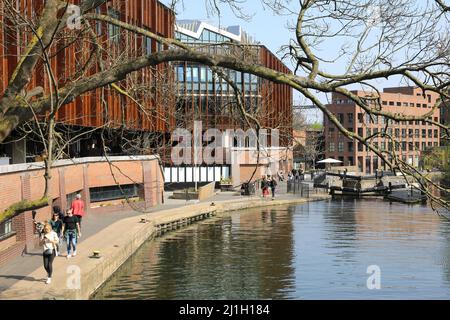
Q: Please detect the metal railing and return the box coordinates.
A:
[287,180,310,198]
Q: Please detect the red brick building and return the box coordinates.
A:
[325,87,441,174]
[0,156,164,266]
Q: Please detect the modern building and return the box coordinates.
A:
[325,87,441,174]
[0,0,176,164]
[167,20,293,185]
[0,0,173,265]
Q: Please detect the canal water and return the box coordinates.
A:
[92,199,450,299]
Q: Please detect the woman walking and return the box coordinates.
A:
[261,176,269,198]
[62,209,82,259]
[41,223,59,284]
[270,177,278,199]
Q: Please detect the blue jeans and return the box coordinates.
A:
[65,230,77,254]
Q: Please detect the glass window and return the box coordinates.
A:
[236,71,242,84]
[347,113,354,123]
[207,69,213,83]
[192,67,199,82]
[210,31,218,43]
[329,142,335,152]
[348,142,354,152]
[107,8,120,43]
[96,7,102,35]
[200,67,207,82]
[177,66,184,82]
[0,219,13,238]
[185,66,192,82]
[358,143,364,152]
[145,37,152,55]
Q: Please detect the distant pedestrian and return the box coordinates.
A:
[49,213,63,256]
[270,177,278,199]
[53,205,64,220]
[41,223,59,284]
[71,194,85,228]
[62,209,81,259]
[261,176,269,198]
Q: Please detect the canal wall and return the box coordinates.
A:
[0,195,330,300]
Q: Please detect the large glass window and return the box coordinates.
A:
[107,8,120,43]
[329,142,335,152]
[200,67,207,82]
[177,66,184,82]
[145,37,152,55]
[192,67,199,83]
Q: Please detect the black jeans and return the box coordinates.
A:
[43,251,55,277]
[271,188,276,198]
[75,215,82,227]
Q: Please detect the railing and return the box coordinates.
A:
[287,180,310,198]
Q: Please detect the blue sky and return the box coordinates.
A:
[161,1,421,123]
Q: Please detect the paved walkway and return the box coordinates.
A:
[0,181,324,296]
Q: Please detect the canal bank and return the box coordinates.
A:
[0,194,329,300]
[95,199,450,300]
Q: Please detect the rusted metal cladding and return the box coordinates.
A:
[259,46,293,147]
[0,0,176,133]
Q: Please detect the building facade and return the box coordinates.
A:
[0,0,173,265]
[0,0,176,163]
[325,87,441,174]
[171,20,293,184]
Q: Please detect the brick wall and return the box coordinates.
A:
[0,156,163,266]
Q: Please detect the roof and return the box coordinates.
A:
[175,19,256,44]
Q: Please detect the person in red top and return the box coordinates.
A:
[71,194,85,228]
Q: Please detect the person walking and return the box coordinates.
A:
[41,223,59,284]
[62,209,81,259]
[270,177,278,199]
[71,194,85,228]
[49,213,63,256]
[261,176,269,198]
[53,205,65,220]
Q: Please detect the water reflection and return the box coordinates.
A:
[93,199,450,299]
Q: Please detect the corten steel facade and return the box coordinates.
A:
[0,0,173,266]
[0,0,175,154]
[325,87,441,174]
[174,21,293,149]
